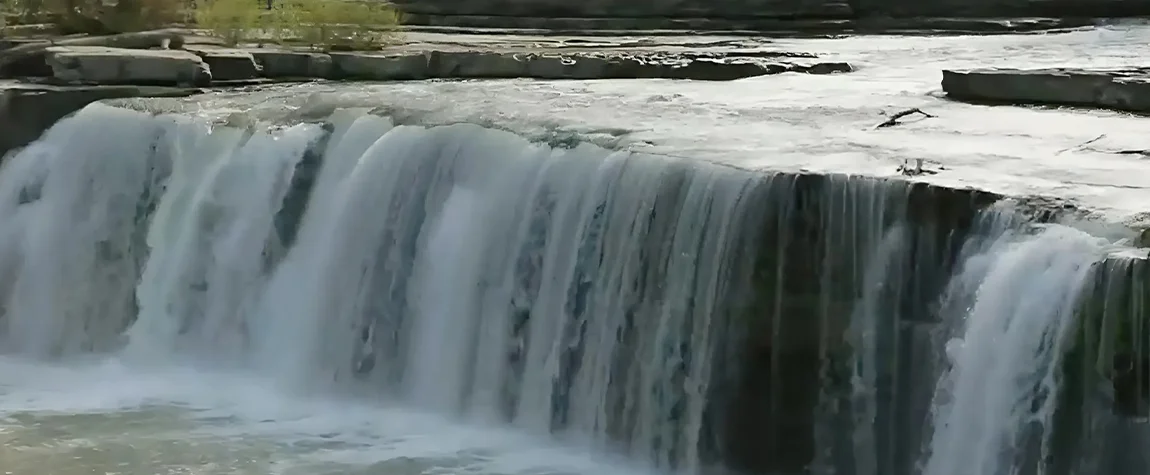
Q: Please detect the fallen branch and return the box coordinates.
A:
[0,28,192,71]
[875,107,935,129]
[1056,133,1107,155]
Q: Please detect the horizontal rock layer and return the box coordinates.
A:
[942,67,1150,113]
[390,0,1150,27]
[6,46,850,86]
[400,15,1093,34]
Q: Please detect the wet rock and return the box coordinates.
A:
[391,0,1143,27]
[247,50,334,79]
[942,67,1150,113]
[392,0,851,20]
[327,50,850,81]
[186,46,262,81]
[853,0,1150,17]
[332,52,432,80]
[400,14,1094,35]
[45,46,211,86]
[0,85,199,158]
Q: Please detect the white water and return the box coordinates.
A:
[922,224,1110,475]
[0,103,760,474]
[0,89,1137,475]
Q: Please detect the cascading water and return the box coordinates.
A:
[0,100,1145,475]
[921,224,1109,475]
[0,103,765,474]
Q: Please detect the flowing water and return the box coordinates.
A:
[1,26,1149,475]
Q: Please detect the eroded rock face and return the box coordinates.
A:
[247,50,334,79]
[184,46,263,82]
[0,85,198,158]
[9,44,849,84]
[391,0,1150,28]
[392,0,851,19]
[45,46,211,86]
[853,0,1150,17]
[324,50,850,81]
[942,68,1150,113]
[720,174,1002,475]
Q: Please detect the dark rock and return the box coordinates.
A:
[391,0,852,20]
[248,50,334,79]
[942,67,1150,113]
[328,50,850,81]
[0,85,199,158]
[399,14,1095,35]
[44,46,212,86]
[186,46,263,81]
[853,0,1150,17]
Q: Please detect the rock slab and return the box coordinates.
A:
[45,46,211,86]
[185,46,262,81]
[392,0,1150,28]
[266,49,852,81]
[942,67,1150,113]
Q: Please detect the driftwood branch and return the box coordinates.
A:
[875,107,935,129]
[1056,133,1107,155]
[0,28,192,70]
[1055,134,1149,156]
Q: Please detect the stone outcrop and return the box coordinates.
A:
[401,15,1092,35]
[2,33,853,85]
[324,50,849,81]
[184,46,262,82]
[393,0,852,19]
[0,84,198,158]
[724,173,1003,475]
[942,67,1150,113]
[852,0,1150,17]
[0,31,852,158]
[391,0,1150,30]
[44,46,211,86]
[391,0,1150,20]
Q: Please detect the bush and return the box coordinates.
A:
[195,0,401,50]
[1,0,189,33]
[192,0,260,45]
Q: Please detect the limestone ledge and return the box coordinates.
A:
[399,16,1093,36]
[0,84,199,160]
[5,45,852,87]
[942,67,1150,114]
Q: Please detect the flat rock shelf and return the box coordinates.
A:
[0,31,852,86]
[942,67,1150,113]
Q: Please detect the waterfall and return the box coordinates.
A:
[0,100,1145,475]
[0,103,764,472]
[921,224,1109,475]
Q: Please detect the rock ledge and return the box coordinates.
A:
[942,67,1150,113]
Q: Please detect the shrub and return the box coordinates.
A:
[193,0,261,45]
[1,0,189,33]
[195,0,401,49]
